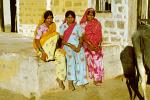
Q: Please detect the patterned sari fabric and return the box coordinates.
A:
[33,19,66,81]
[80,8,104,82]
[61,22,76,48]
[33,22,59,61]
[59,22,88,85]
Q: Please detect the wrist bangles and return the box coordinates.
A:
[67,43,71,46]
[39,47,44,52]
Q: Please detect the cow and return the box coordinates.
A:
[122,25,150,100]
[131,24,150,100]
[120,46,143,100]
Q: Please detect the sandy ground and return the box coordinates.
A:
[0,76,150,100]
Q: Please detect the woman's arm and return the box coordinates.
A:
[60,35,69,46]
[60,35,79,52]
[35,39,43,51]
[75,37,83,52]
[35,39,48,61]
[83,34,100,51]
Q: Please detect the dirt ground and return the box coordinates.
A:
[0,76,150,100]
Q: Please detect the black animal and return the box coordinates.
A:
[132,25,150,100]
[120,46,144,100]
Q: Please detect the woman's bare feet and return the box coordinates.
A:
[93,80,102,86]
[56,78,65,90]
[68,80,75,91]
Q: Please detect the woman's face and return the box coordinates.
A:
[86,11,94,21]
[45,15,53,25]
[66,14,75,24]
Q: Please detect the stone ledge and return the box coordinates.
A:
[0,32,123,99]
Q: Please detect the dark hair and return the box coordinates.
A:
[65,10,76,18]
[87,10,95,17]
[44,10,54,19]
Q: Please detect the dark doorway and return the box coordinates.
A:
[10,0,17,32]
[0,0,4,32]
[148,0,150,23]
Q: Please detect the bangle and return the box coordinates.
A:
[67,43,71,46]
[39,47,44,52]
[79,43,82,46]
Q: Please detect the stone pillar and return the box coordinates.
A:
[16,0,19,33]
[3,0,11,32]
[0,0,3,32]
[46,0,51,10]
[88,0,92,8]
[128,0,137,45]
[10,0,16,32]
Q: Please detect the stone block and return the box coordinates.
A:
[105,21,115,28]
[103,37,109,42]
[110,32,117,35]
[118,6,124,13]
[104,30,109,34]
[73,2,82,6]
[120,32,125,36]
[115,0,122,4]
[117,21,125,29]
[111,37,121,42]
[53,0,60,6]
[65,1,72,7]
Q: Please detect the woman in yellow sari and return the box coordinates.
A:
[33,10,66,90]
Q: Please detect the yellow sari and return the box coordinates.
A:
[33,17,66,81]
[33,22,59,61]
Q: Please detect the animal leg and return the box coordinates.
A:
[129,77,144,100]
[137,58,147,100]
[126,79,133,100]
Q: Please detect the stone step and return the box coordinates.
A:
[0,33,59,99]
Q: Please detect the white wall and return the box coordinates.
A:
[3,0,11,32]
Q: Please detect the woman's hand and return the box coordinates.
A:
[62,40,67,45]
[83,34,88,43]
[41,51,48,61]
[87,42,100,52]
[68,43,76,51]
[76,37,83,52]
[67,43,80,52]
[35,39,48,61]
[88,43,95,51]
[75,46,81,52]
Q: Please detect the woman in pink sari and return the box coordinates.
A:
[80,8,104,86]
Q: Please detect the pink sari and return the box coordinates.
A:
[80,8,104,82]
[61,22,76,48]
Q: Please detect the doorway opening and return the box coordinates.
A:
[10,0,17,32]
[0,0,4,32]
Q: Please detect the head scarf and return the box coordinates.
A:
[33,11,57,50]
[61,16,76,48]
[34,11,57,38]
[80,8,95,24]
[80,8,102,48]
[34,13,45,36]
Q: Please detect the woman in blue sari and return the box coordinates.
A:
[59,10,88,91]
